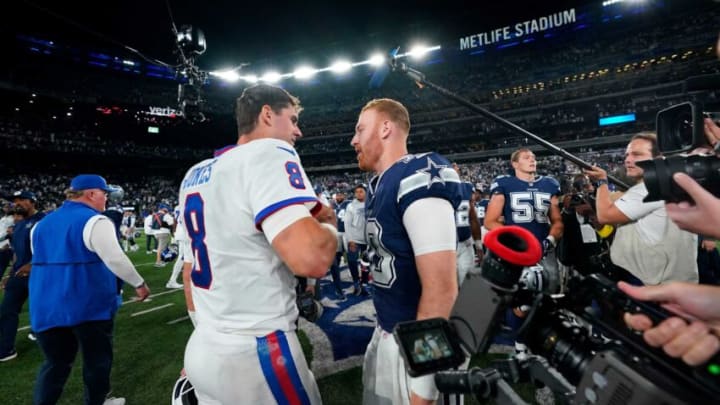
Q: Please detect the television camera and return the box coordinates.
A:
[393,226,720,404]
[638,74,720,203]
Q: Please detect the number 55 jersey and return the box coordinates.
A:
[489,174,561,243]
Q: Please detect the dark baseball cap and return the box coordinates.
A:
[69,174,118,193]
[6,190,38,202]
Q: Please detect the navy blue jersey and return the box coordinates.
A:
[456,181,475,242]
[10,211,45,274]
[366,152,463,332]
[334,199,350,233]
[475,198,490,227]
[490,175,560,242]
[103,204,124,240]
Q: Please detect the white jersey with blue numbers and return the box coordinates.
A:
[366,152,463,332]
[489,175,560,242]
[173,204,188,241]
[456,181,475,242]
[178,138,320,334]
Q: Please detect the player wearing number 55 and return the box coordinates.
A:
[178,84,336,404]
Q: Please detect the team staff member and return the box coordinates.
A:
[0,190,44,361]
[29,174,150,405]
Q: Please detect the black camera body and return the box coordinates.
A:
[638,76,720,203]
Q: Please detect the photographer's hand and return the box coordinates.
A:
[618,281,720,366]
[666,172,720,239]
[705,118,720,150]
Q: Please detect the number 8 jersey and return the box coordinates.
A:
[178,138,320,333]
[489,174,561,243]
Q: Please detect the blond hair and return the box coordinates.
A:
[361,98,410,134]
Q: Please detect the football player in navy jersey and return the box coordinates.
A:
[485,147,563,353]
[452,163,481,286]
[351,98,463,405]
[330,191,351,299]
[474,190,490,228]
[485,148,563,247]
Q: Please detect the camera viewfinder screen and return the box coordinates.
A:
[403,328,455,365]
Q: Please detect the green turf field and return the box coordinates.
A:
[0,235,540,404]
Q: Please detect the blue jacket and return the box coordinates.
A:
[30,201,119,332]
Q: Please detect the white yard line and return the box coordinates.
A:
[122,288,183,304]
[130,303,174,317]
[167,315,190,325]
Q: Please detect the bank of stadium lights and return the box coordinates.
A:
[602,0,646,6]
[208,45,440,84]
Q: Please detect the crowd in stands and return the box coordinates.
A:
[0,0,716,174]
[0,148,627,215]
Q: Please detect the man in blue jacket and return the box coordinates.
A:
[30,175,150,405]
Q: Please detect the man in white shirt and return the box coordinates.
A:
[143,212,156,254]
[586,132,698,284]
[0,203,13,279]
[153,204,174,267]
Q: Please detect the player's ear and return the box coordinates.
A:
[259,105,273,127]
[380,120,392,139]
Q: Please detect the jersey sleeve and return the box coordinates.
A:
[489,175,508,195]
[545,176,561,196]
[396,153,463,218]
[248,141,321,229]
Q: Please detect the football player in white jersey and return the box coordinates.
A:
[179,84,337,405]
[165,205,189,289]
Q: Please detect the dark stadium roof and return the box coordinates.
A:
[10,0,598,71]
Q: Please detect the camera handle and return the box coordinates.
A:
[435,368,529,405]
[388,57,631,191]
[494,354,576,404]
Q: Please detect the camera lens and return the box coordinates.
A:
[638,155,720,203]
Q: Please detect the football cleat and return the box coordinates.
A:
[172,375,198,405]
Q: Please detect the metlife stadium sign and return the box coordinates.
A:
[459,8,577,50]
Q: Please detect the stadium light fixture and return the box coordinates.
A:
[261,71,282,83]
[293,66,317,80]
[210,70,240,82]
[330,60,352,74]
[404,45,442,60]
[368,54,385,67]
[242,74,258,83]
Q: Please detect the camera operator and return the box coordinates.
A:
[620,119,720,367]
[619,281,720,366]
[584,133,698,285]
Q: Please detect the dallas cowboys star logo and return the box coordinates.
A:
[417,158,447,188]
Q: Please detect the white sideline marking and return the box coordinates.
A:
[123,288,183,304]
[167,315,190,325]
[131,303,174,317]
